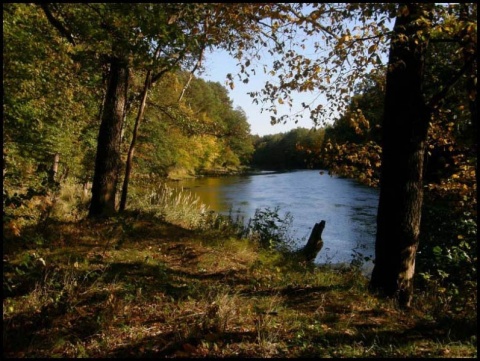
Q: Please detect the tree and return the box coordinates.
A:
[369,4,477,307]
[119,49,159,212]
[312,4,475,308]
[223,107,255,166]
[89,57,129,216]
[368,4,433,306]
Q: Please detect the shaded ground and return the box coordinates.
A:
[3,212,477,358]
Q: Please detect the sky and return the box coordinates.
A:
[200,49,325,137]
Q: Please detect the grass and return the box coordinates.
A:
[3,184,477,358]
[129,182,215,230]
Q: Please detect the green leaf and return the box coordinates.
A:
[432,246,442,256]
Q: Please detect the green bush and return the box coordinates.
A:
[244,206,296,251]
[417,206,477,316]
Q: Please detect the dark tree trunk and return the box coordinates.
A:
[89,57,129,218]
[369,4,432,308]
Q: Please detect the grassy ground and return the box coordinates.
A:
[3,210,476,358]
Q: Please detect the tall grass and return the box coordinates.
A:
[50,178,90,221]
[9,177,226,232]
[134,183,214,229]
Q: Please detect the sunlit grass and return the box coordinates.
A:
[50,178,90,221]
[130,183,213,229]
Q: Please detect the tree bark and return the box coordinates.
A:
[89,57,129,218]
[369,4,432,308]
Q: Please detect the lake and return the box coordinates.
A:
[172,170,379,269]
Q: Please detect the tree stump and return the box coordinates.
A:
[301,220,326,262]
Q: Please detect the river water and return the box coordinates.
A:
[173,170,379,269]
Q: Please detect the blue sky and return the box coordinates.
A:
[201,49,324,137]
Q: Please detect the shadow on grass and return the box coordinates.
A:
[3,213,200,357]
[106,329,258,358]
[296,316,477,358]
[3,213,476,358]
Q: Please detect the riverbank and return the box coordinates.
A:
[167,165,252,181]
[166,164,322,181]
[163,169,379,268]
[3,212,476,358]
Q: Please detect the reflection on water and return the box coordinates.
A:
[171,170,379,269]
[178,176,252,212]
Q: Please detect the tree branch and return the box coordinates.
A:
[146,102,224,138]
[37,3,76,46]
[150,48,187,85]
[177,47,205,103]
[288,7,339,40]
[429,38,461,44]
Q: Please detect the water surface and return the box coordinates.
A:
[173,170,379,268]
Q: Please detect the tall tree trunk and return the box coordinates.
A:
[119,70,152,212]
[369,4,432,308]
[89,57,129,218]
[119,45,163,212]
